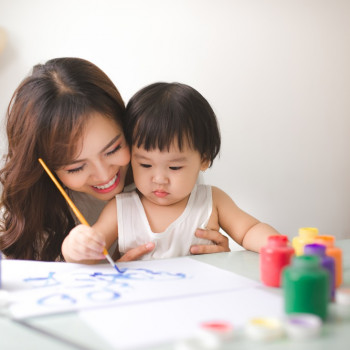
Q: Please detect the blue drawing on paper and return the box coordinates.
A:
[24,271,59,287]
[38,293,77,306]
[23,267,187,308]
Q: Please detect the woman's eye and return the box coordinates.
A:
[106,144,121,156]
[140,163,151,168]
[66,165,85,174]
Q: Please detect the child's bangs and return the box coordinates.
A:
[132,111,194,152]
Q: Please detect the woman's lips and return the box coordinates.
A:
[92,172,120,194]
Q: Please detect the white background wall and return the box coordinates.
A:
[1,0,349,242]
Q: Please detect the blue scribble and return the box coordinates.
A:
[23,272,59,287]
[90,269,186,281]
[37,293,76,306]
[86,289,121,302]
[23,267,187,308]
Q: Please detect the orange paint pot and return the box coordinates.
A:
[314,235,342,288]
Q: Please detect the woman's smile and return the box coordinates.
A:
[92,172,120,194]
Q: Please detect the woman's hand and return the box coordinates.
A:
[116,242,155,262]
[190,229,231,254]
[62,224,106,263]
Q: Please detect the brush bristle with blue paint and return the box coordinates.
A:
[103,248,123,273]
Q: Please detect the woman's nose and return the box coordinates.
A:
[91,161,111,184]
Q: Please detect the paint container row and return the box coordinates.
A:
[259,229,344,321]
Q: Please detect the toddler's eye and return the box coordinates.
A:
[170,166,182,170]
[140,164,152,168]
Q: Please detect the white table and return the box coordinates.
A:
[1,239,349,350]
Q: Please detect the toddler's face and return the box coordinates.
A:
[131,141,209,206]
[56,114,130,201]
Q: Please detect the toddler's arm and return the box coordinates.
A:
[62,199,118,264]
[213,186,279,252]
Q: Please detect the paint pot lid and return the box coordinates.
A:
[298,227,319,238]
[284,313,322,339]
[199,321,234,340]
[335,288,350,306]
[245,317,284,341]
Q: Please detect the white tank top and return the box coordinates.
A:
[117,184,214,260]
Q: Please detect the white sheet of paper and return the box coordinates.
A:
[79,287,283,349]
[2,257,260,319]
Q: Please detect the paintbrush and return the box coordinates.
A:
[38,158,122,273]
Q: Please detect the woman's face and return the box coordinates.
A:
[56,114,130,201]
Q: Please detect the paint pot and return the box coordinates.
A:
[199,321,234,341]
[334,287,350,320]
[282,255,329,320]
[314,235,342,288]
[245,317,284,341]
[304,243,335,300]
[284,313,322,340]
[174,321,232,350]
[260,235,294,287]
[292,227,318,256]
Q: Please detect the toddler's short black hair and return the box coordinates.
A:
[125,82,220,167]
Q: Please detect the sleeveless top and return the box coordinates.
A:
[69,184,138,257]
[117,184,214,260]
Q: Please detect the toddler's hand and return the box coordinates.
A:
[116,242,155,262]
[62,224,106,262]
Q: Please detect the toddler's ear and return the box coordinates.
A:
[200,158,210,171]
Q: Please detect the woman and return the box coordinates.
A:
[0,57,229,262]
